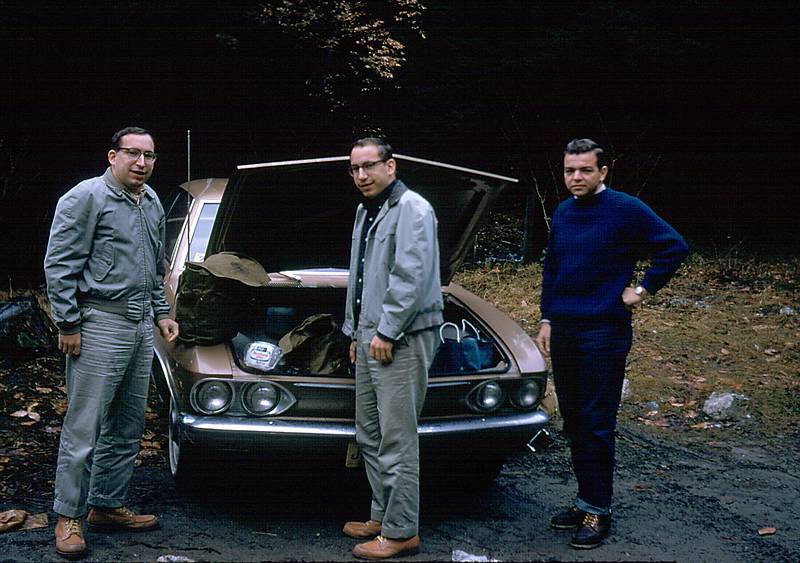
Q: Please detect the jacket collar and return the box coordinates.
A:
[386,179,407,206]
[103,167,154,200]
[370,179,407,227]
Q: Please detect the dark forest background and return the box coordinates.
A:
[1,1,797,284]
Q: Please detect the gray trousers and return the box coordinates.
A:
[53,307,153,518]
[354,327,438,539]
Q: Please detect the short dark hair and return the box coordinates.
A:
[564,138,606,169]
[111,127,153,148]
[351,137,393,161]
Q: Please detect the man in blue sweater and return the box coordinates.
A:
[535,138,688,549]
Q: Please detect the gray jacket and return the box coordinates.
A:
[44,167,170,334]
[343,180,444,341]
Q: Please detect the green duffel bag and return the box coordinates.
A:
[176,252,270,346]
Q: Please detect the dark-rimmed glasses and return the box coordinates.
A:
[116,147,158,163]
[348,159,387,176]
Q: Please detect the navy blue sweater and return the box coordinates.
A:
[540,188,688,323]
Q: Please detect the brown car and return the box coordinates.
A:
[151,155,549,488]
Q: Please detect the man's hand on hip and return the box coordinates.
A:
[157,318,180,342]
[621,286,646,310]
[369,335,394,364]
[59,333,81,356]
[534,323,551,357]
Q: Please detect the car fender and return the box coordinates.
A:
[151,344,180,409]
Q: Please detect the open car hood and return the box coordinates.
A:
[206,155,517,284]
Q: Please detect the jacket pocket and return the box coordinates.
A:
[374,230,395,259]
[92,242,115,281]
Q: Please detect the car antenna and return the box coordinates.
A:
[186,129,192,184]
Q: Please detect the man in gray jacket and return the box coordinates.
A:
[341,137,443,560]
[44,127,179,559]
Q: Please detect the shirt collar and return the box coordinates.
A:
[363,179,397,213]
[573,183,606,200]
[102,167,153,200]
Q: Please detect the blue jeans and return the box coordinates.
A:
[550,321,632,515]
[53,307,153,518]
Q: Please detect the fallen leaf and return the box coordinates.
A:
[10,410,28,418]
[0,457,10,465]
[757,527,777,536]
[20,512,48,530]
[35,387,53,394]
[27,412,41,422]
[691,421,720,429]
[720,348,730,355]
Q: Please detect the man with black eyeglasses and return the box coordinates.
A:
[44,127,179,559]
[341,137,443,559]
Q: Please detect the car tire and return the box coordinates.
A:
[168,397,198,491]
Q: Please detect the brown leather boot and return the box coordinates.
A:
[352,535,420,559]
[343,519,382,538]
[55,515,87,560]
[86,506,159,532]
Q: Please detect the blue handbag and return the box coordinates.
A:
[461,319,495,369]
[429,322,483,374]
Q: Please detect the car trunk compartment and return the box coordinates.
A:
[176,255,507,378]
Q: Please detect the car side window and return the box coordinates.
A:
[165,190,191,265]
[188,203,220,263]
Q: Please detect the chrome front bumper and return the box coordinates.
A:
[180,410,549,455]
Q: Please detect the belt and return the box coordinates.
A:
[78,296,152,321]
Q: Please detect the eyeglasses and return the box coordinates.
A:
[348,159,387,175]
[116,147,158,163]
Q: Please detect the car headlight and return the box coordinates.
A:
[468,380,504,413]
[241,341,282,372]
[511,379,542,409]
[193,380,233,414]
[243,382,280,415]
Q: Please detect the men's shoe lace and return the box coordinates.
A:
[118,507,135,518]
[65,518,82,536]
[583,513,601,529]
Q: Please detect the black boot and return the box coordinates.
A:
[550,506,586,529]
[570,512,611,549]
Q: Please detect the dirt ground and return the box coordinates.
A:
[0,394,798,562]
[1,249,798,561]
